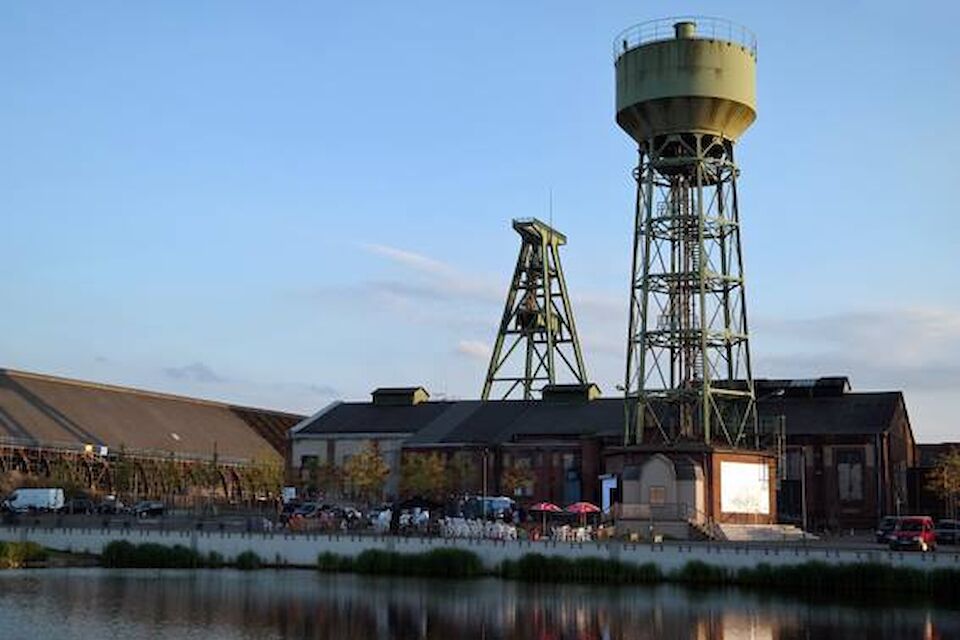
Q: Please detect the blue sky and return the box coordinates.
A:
[2,2,958,442]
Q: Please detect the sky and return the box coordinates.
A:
[1,1,958,442]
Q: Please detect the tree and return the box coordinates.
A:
[242,458,283,501]
[400,453,447,501]
[927,447,960,519]
[501,463,534,499]
[343,441,390,504]
[446,452,481,496]
[307,460,342,499]
[112,446,135,496]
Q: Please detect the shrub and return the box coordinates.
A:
[101,540,202,569]
[317,552,354,573]
[101,540,137,568]
[0,541,48,568]
[346,548,484,579]
[235,551,262,571]
[418,548,484,578]
[732,561,953,600]
[206,551,225,568]
[671,560,729,585]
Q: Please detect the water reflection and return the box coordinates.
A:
[0,569,956,640]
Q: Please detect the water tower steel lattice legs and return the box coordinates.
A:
[624,133,757,446]
[482,218,588,400]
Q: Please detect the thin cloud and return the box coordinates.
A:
[754,307,960,391]
[456,339,491,362]
[363,243,452,277]
[368,280,454,303]
[306,383,340,397]
[362,242,501,304]
[162,362,225,383]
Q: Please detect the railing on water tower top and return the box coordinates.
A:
[614,16,757,60]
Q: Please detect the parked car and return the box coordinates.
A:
[888,515,937,552]
[293,501,321,518]
[875,516,900,544]
[97,495,126,515]
[280,500,301,518]
[1,488,65,513]
[935,519,959,545]
[131,501,165,518]
[64,497,96,515]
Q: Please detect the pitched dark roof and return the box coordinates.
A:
[766,392,902,437]
[408,398,626,446]
[294,390,906,445]
[755,376,851,397]
[298,398,625,445]
[294,401,457,436]
[0,369,302,463]
[505,399,623,439]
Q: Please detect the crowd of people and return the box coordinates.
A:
[279,495,608,542]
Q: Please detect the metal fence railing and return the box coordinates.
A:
[0,435,250,466]
[614,16,757,60]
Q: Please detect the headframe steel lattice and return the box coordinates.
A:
[482,218,588,400]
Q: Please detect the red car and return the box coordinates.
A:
[888,515,937,552]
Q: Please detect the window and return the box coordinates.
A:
[649,486,666,506]
[785,449,803,481]
[514,483,533,498]
[300,455,318,469]
[836,449,864,502]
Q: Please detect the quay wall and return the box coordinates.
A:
[2,526,959,572]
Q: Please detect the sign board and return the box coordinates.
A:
[720,461,770,515]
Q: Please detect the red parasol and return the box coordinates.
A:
[566,501,601,528]
[529,502,562,512]
[529,502,562,539]
[565,502,600,514]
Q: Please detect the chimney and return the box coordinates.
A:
[371,387,430,406]
[541,383,602,403]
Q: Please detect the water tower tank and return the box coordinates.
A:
[615,17,757,144]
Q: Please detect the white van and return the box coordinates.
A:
[2,488,65,513]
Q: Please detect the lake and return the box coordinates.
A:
[0,568,956,639]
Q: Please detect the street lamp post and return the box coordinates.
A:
[800,445,808,533]
[481,447,489,520]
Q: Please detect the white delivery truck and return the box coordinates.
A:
[2,488,65,512]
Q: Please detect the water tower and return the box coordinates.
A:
[616,17,759,447]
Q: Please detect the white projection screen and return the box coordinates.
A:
[720,461,770,515]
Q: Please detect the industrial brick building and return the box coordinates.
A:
[289,377,918,533]
[761,378,915,530]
